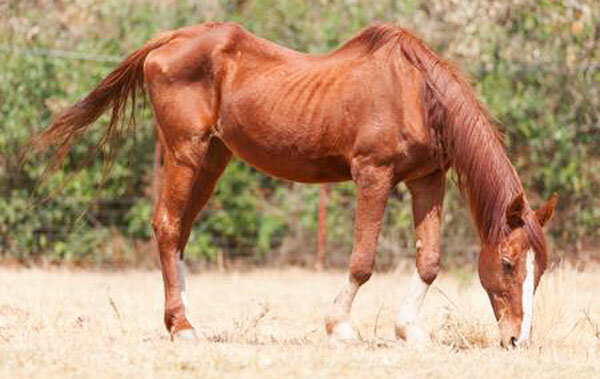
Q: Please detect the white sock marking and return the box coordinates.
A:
[397,270,429,330]
[517,249,535,344]
[177,256,188,311]
[327,277,360,340]
[331,321,358,340]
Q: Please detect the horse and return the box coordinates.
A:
[29,22,556,348]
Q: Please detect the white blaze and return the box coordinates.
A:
[177,256,188,310]
[517,249,535,344]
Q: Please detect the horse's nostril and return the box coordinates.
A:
[510,337,517,347]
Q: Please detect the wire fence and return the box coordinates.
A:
[3,40,593,100]
[0,45,122,63]
[2,44,600,73]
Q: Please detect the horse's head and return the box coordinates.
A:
[478,193,556,348]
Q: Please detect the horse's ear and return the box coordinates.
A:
[535,193,557,227]
[506,192,525,229]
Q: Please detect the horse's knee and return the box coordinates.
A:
[416,251,440,284]
[349,252,375,285]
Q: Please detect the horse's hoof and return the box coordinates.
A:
[327,322,360,346]
[395,324,431,348]
[172,328,199,342]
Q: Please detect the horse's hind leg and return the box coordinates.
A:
[395,170,445,345]
[152,138,231,340]
[146,52,229,337]
[325,163,393,343]
[177,138,232,255]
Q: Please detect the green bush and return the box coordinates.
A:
[1,0,598,265]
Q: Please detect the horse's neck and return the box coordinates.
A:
[460,140,524,247]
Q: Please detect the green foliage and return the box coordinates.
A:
[1,0,598,265]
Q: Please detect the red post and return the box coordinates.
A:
[316,184,329,270]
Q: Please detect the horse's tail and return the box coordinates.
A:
[27,31,175,174]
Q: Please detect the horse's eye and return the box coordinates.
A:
[501,257,513,274]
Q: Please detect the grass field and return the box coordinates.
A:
[0,264,599,378]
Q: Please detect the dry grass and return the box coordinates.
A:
[0,264,599,378]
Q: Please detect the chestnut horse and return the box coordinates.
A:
[30,22,556,347]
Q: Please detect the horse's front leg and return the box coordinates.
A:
[325,163,393,343]
[395,170,445,345]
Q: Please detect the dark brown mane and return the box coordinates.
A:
[340,23,405,54]
[350,24,546,259]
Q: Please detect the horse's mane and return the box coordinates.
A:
[346,24,546,261]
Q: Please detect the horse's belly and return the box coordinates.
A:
[216,121,352,183]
